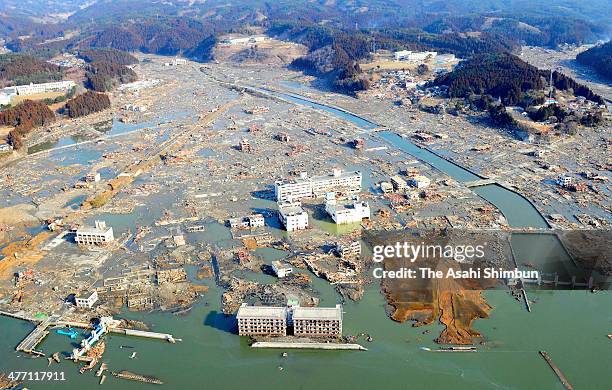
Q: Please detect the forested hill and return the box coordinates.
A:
[434,53,604,105]
[576,42,612,81]
[433,53,544,105]
[78,48,138,65]
[0,54,63,87]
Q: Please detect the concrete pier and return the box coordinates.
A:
[251,342,367,351]
[109,328,180,343]
[539,351,573,390]
[15,314,60,355]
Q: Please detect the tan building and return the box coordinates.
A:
[236,304,287,336]
[293,304,343,337]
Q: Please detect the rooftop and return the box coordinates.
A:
[276,170,361,186]
[236,304,287,319]
[278,202,306,216]
[293,304,342,321]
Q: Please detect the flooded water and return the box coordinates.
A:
[262,88,379,130]
[1,87,608,389]
[27,110,193,155]
[2,283,609,389]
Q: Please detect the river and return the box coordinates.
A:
[1,86,609,389]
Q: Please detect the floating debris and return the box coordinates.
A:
[112,370,163,385]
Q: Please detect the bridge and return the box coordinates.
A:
[464,179,497,188]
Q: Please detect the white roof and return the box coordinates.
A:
[236,305,287,319]
[278,203,306,216]
[293,305,342,321]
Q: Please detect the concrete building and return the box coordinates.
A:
[75,291,99,309]
[0,87,17,105]
[236,304,287,336]
[247,214,265,228]
[228,214,265,229]
[85,172,101,183]
[275,172,312,202]
[408,175,431,189]
[380,181,393,193]
[390,175,407,192]
[311,169,362,197]
[222,36,266,45]
[324,194,370,225]
[271,261,293,278]
[14,80,75,95]
[278,202,309,232]
[275,169,362,202]
[239,138,252,153]
[75,220,114,246]
[557,175,573,188]
[394,50,437,62]
[336,241,361,259]
[293,304,343,337]
[0,92,12,106]
[0,140,13,152]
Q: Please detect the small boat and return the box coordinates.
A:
[56,328,78,339]
[129,352,137,359]
[119,345,134,349]
[281,352,288,357]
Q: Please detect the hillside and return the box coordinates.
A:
[85,61,137,92]
[0,54,63,87]
[433,53,544,105]
[78,48,138,65]
[576,41,612,81]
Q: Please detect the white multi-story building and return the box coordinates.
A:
[271,261,293,278]
[0,93,11,106]
[75,291,98,309]
[408,175,431,189]
[278,202,309,232]
[247,214,265,228]
[275,173,312,202]
[275,169,362,202]
[293,304,343,337]
[557,175,573,188]
[222,36,266,45]
[75,220,114,246]
[227,214,265,229]
[85,172,101,183]
[394,50,437,62]
[14,80,75,95]
[324,194,370,225]
[336,240,361,259]
[390,175,407,191]
[236,304,287,336]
